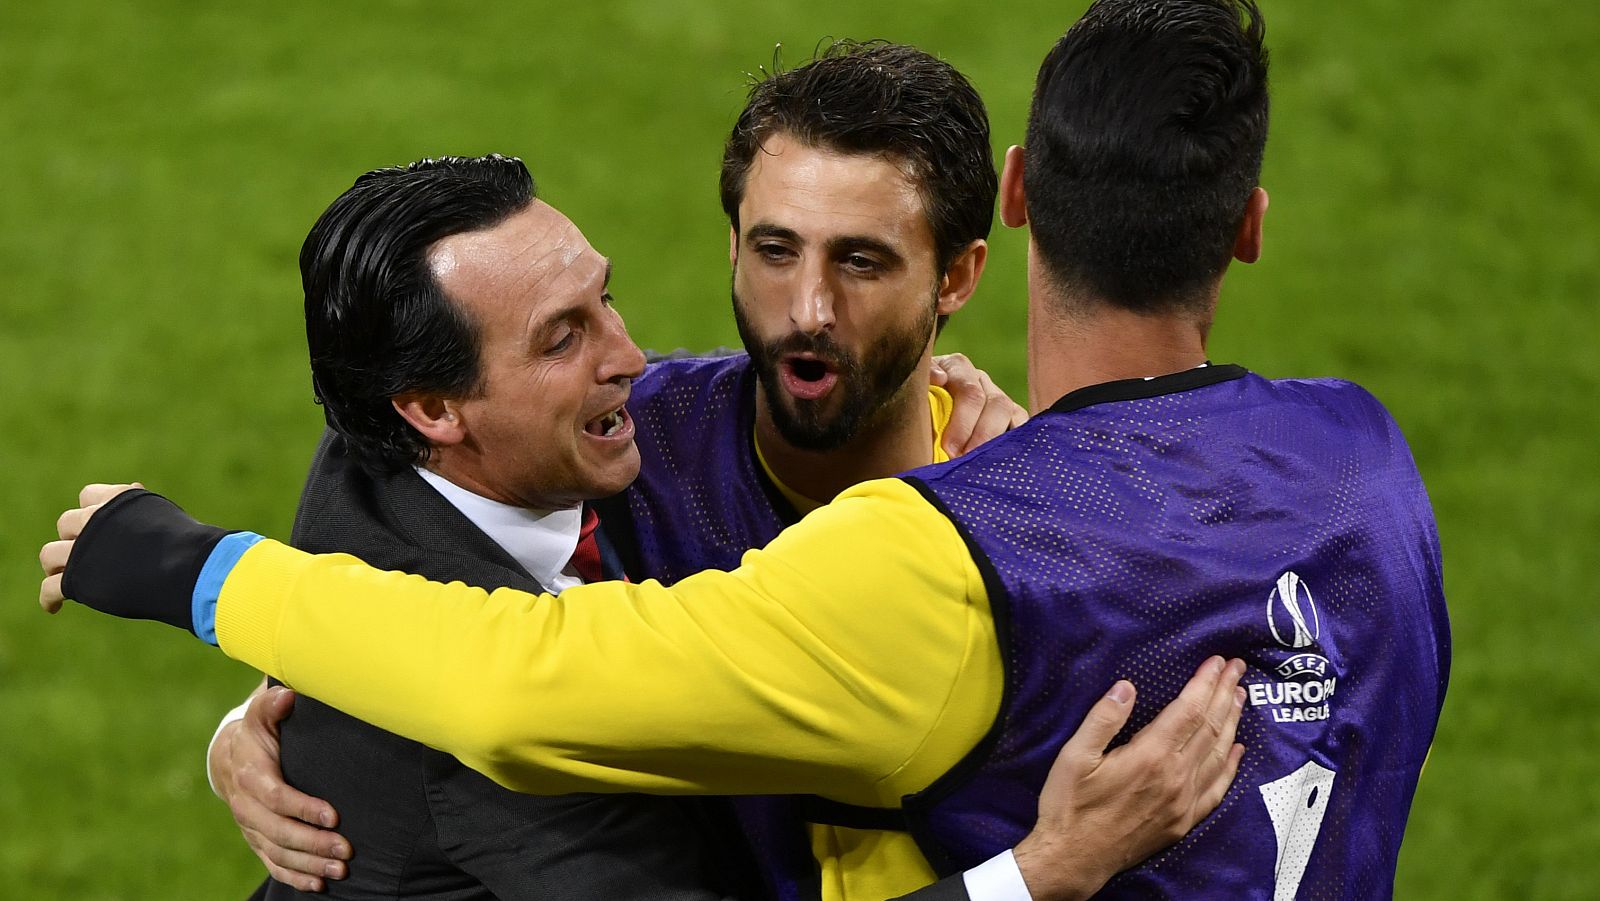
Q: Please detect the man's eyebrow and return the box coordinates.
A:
[530,300,586,338]
[827,235,906,267]
[745,223,802,244]
[529,259,612,339]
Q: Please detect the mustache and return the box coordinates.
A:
[763,331,852,368]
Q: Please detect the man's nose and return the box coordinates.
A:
[789,269,837,335]
[599,305,646,382]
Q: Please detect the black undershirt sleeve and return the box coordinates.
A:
[60,488,230,635]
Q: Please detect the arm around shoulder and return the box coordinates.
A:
[216,478,987,803]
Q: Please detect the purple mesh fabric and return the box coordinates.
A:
[899,368,1450,899]
[620,355,796,583]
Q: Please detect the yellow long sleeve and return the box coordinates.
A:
[215,477,1000,810]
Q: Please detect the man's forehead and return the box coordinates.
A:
[741,135,931,244]
[425,200,604,324]
[427,201,601,303]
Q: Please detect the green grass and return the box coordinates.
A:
[3,1,1596,896]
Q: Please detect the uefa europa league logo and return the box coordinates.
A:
[1267,571,1319,649]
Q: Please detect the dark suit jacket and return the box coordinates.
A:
[247,430,978,901]
[249,431,760,900]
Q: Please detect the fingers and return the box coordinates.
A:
[1060,680,1137,769]
[1008,401,1030,430]
[235,725,340,831]
[1199,743,1247,814]
[40,540,74,610]
[40,539,73,576]
[249,795,349,860]
[242,815,346,892]
[1179,658,1247,761]
[253,773,336,835]
[1196,676,1245,783]
[935,354,983,457]
[79,482,140,507]
[40,509,88,614]
[40,573,65,614]
[1170,662,1247,830]
[932,352,1027,457]
[1136,656,1225,751]
[231,787,349,889]
[930,352,971,384]
[963,371,1026,454]
[258,777,340,832]
[1189,682,1245,778]
[39,485,143,614]
[55,502,105,542]
[252,846,325,895]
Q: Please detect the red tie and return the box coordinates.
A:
[568,507,606,584]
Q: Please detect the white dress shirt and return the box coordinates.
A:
[414,467,585,592]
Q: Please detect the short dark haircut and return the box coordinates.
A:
[720,40,997,276]
[301,154,535,473]
[1025,0,1269,312]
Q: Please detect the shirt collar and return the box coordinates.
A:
[413,467,584,592]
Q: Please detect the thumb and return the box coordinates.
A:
[250,686,298,737]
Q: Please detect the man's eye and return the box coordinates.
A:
[755,243,794,262]
[601,291,617,307]
[547,329,576,354]
[843,254,881,274]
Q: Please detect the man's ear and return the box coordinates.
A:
[728,226,739,270]
[937,240,988,317]
[392,393,467,449]
[1000,145,1028,229]
[1233,187,1269,264]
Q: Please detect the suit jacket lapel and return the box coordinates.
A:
[292,429,540,589]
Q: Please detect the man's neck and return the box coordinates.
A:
[1026,273,1213,413]
[422,451,565,515]
[753,373,934,506]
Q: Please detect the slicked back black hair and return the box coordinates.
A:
[720,40,997,276]
[301,154,535,473]
[1025,0,1269,312]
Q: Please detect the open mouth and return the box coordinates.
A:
[779,355,839,401]
[584,405,631,439]
[790,357,829,382]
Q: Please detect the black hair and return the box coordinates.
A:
[720,40,997,277]
[1024,0,1269,312]
[300,154,535,472]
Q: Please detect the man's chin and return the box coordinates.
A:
[769,400,858,453]
[587,444,642,498]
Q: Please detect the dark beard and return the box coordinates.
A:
[732,284,936,452]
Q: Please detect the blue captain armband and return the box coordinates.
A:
[193,532,265,645]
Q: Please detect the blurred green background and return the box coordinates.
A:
[2,0,1595,897]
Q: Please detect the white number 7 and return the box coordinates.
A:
[1259,760,1336,900]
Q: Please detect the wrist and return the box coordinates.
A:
[1013,830,1103,901]
[205,700,252,798]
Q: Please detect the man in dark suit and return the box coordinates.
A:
[221,154,761,901]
